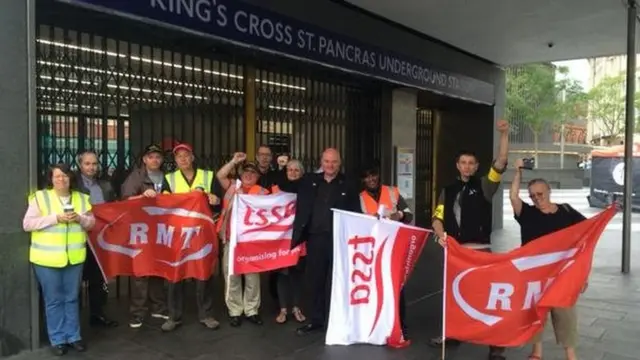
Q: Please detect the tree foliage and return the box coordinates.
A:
[507,64,585,135]
[506,64,586,163]
[587,74,626,139]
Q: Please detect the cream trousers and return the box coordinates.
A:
[222,242,261,317]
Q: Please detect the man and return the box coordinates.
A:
[430,120,510,360]
[121,144,171,329]
[256,144,282,189]
[161,143,222,332]
[289,148,361,335]
[216,153,269,327]
[75,150,118,328]
[359,165,413,342]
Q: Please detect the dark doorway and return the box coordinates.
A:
[415,109,434,228]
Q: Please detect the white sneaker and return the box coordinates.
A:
[151,313,169,320]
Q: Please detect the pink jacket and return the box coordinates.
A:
[22,197,95,232]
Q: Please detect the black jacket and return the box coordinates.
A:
[442,177,492,244]
[74,172,118,203]
[289,172,361,248]
[120,167,172,199]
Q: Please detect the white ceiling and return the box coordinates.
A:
[345,0,634,65]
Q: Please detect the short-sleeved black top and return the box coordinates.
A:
[515,203,586,245]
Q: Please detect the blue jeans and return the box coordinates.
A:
[33,264,84,346]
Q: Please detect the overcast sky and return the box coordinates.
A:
[553,59,591,90]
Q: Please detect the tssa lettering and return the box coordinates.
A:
[129,223,201,250]
[348,236,375,305]
[243,200,296,226]
[485,279,555,311]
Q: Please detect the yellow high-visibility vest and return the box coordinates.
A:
[165,169,214,194]
[29,190,91,268]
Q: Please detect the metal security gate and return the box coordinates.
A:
[415,109,434,227]
[35,15,382,185]
[255,68,381,174]
[35,24,245,185]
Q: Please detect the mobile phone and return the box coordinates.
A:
[521,158,535,170]
[63,204,74,213]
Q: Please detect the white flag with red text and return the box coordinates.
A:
[229,192,305,275]
[326,209,429,347]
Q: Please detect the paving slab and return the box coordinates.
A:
[6,189,640,360]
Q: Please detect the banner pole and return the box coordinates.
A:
[441,242,448,360]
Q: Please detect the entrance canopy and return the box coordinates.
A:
[345,0,632,65]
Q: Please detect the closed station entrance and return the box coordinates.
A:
[35,2,383,186]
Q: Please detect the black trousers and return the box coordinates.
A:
[276,263,304,309]
[306,233,333,326]
[82,250,108,316]
[399,287,407,331]
[269,272,279,308]
[167,277,215,321]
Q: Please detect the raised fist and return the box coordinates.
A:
[232,152,247,164]
[496,119,509,133]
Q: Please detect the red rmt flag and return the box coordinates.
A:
[444,206,616,347]
[88,193,218,283]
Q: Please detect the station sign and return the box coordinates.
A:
[58,0,495,105]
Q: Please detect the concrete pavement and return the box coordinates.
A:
[6,189,640,360]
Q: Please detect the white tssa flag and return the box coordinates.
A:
[229,192,303,275]
[325,209,429,347]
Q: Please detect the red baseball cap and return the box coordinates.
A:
[173,143,193,154]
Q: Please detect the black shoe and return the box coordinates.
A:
[296,323,324,336]
[69,340,87,352]
[50,345,67,356]
[90,314,119,328]
[230,316,242,327]
[428,336,461,348]
[488,347,506,360]
[129,316,143,329]
[402,328,410,341]
[246,315,263,325]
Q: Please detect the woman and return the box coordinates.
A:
[271,160,306,324]
[216,152,269,327]
[23,164,95,356]
[509,159,586,360]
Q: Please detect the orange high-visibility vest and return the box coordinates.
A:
[216,184,268,242]
[359,186,400,215]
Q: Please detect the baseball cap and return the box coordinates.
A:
[173,143,193,154]
[143,144,163,156]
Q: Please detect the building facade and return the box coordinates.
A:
[0,0,505,355]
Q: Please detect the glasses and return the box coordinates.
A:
[529,192,544,199]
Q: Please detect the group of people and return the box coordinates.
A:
[429,120,585,360]
[22,141,414,356]
[22,119,587,360]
